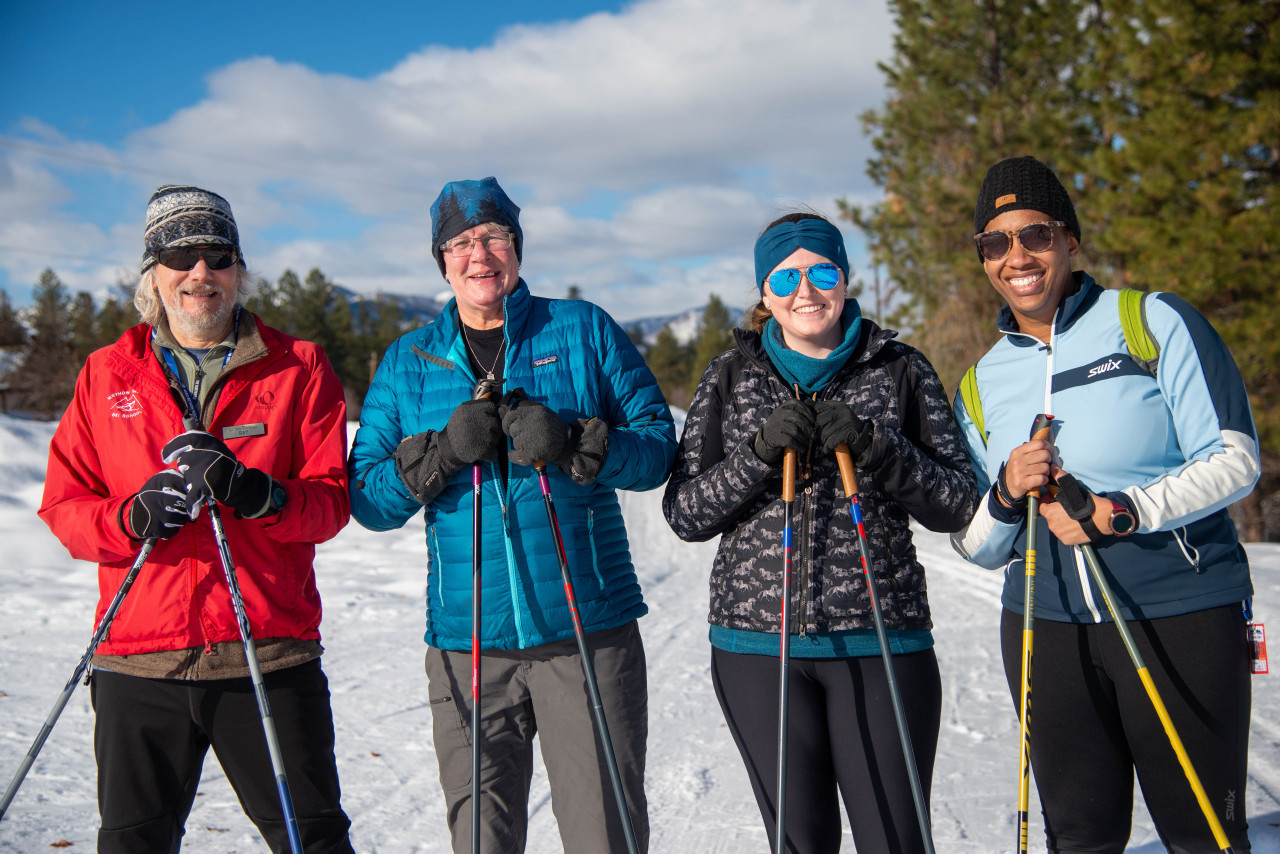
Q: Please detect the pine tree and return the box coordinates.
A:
[351,293,406,401]
[688,294,735,389]
[23,269,77,416]
[846,0,1092,389]
[645,324,694,409]
[95,294,137,348]
[68,292,97,363]
[0,290,27,347]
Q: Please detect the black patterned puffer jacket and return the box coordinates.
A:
[663,322,978,635]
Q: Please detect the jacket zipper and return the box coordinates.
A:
[797,483,813,636]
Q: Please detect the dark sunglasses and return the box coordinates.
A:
[154,245,240,271]
[973,221,1064,262]
[765,262,842,297]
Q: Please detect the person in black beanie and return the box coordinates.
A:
[952,156,1259,852]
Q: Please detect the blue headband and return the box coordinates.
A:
[753,219,849,292]
[430,177,524,276]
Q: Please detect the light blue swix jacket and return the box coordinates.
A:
[951,273,1258,623]
[349,281,676,650]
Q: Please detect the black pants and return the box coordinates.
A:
[1001,605,1252,853]
[711,646,941,854]
[90,660,353,854]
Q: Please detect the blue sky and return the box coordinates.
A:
[0,0,893,322]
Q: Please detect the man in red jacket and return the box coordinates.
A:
[39,185,354,854]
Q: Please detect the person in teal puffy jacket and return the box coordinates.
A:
[348,177,675,853]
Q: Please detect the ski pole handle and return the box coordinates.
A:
[782,449,797,502]
[834,444,857,498]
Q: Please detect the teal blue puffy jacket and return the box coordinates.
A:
[349,281,676,650]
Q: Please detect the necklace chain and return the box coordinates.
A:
[461,326,504,380]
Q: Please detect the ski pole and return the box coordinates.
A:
[204,500,304,854]
[0,537,156,821]
[532,462,640,854]
[834,445,935,854]
[468,376,501,854]
[774,447,797,854]
[1017,413,1053,854]
[1056,475,1237,854]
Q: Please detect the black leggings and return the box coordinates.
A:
[1000,605,1252,853]
[711,646,941,854]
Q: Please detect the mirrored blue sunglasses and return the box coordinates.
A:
[765,262,842,297]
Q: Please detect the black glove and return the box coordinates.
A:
[500,392,570,468]
[162,431,271,517]
[753,400,816,466]
[553,418,609,485]
[814,400,873,464]
[123,469,191,540]
[437,398,503,470]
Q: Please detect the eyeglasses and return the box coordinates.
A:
[441,232,514,258]
[155,246,240,271]
[765,263,842,297]
[973,221,1065,262]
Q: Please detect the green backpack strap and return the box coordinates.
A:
[1118,288,1160,376]
[958,364,986,447]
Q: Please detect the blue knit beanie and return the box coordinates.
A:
[429,177,523,276]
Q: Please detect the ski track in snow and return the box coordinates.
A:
[1,415,1277,852]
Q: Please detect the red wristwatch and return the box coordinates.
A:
[1109,501,1136,537]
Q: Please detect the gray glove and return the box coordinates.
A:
[393,399,502,505]
[500,392,570,468]
[555,418,609,485]
[438,398,504,469]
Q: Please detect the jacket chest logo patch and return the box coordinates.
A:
[254,390,275,408]
[532,355,558,368]
[109,390,145,419]
[1086,357,1123,378]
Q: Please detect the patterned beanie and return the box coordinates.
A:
[429,177,523,277]
[141,185,241,273]
[973,157,1080,249]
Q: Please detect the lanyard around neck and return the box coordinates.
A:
[154,305,242,425]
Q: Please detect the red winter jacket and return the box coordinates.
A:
[38,316,349,656]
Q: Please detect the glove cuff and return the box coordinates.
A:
[434,429,466,475]
[554,418,609,485]
[228,467,273,518]
[119,495,145,542]
[753,431,783,466]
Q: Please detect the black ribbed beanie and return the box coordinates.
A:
[974,157,1080,242]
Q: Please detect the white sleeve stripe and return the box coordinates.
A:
[1125,429,1260,531]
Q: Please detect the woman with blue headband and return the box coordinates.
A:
[664,212,978,852]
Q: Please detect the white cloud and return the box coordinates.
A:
[1,0,894,321]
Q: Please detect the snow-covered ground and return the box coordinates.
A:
[1,412,1277,852]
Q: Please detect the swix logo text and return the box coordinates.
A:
[108,390,145,419]
[1087,358,1122,379]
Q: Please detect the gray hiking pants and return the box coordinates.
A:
[425,620,649,853]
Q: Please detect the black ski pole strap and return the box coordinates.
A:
[1056,472,1103,542]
